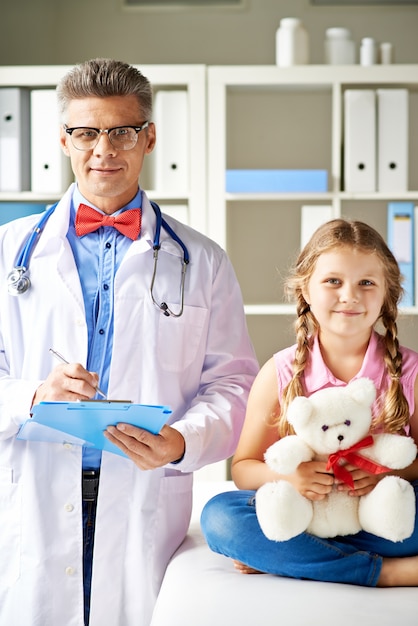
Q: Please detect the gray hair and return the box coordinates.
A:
[56,58,153,121]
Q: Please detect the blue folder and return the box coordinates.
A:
[17,401,172,458]
[387,202,414,307]
[225,169,328,193]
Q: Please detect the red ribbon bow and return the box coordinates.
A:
[75,203,141,240]
[326,435,390,489]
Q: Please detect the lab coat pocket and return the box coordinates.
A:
[157,305,208,372]
[152,473,193,576]
[0,474,21,586]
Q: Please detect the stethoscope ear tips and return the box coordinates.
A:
[7,267,31,296]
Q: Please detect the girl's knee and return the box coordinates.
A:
[200,490,255,548]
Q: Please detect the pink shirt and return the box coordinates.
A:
[274,330,418,433]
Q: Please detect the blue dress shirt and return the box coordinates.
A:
[67,185,143,469]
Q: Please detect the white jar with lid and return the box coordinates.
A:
[276,18,309,67]
[324,27,356,65]
[360,37,377,66]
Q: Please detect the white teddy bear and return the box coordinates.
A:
[256,378,417,543]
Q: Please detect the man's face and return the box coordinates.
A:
[60,95,156,214]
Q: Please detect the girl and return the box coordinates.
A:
[201,219,418,587]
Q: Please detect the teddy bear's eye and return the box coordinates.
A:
[322,425,329,432]
[344,420,351,426]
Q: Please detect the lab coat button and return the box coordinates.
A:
[63,443,72,450]
[65,566,75,576]
[65,503,74,512]
[75,318,84,326]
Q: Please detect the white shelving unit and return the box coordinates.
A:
[207,64,418,364]
[0,64,207,234]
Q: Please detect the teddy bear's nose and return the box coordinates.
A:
[338,435,344,441]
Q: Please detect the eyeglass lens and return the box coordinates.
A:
[69,127,141,151]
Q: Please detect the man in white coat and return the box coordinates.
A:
[0,58,258,626]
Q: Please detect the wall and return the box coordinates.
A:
[1,0,417,66]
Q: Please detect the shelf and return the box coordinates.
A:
[244,304,296,316]
[208,64,418,360]
[226,192,333,202]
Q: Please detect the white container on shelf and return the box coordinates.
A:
[276,18,309,67]
[360,37,377,66]
[380,42,394,64]
[324,28,356,65]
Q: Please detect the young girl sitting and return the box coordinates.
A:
[201,219,418,587]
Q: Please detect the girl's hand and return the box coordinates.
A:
[289,460,334,501]
[335,463,385,497]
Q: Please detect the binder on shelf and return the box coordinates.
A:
[31,89,73,194]
[0,88,30,192]
[377,89,409,193]
[300,205,333,249]
[225,170,328,193]
[344,90,376,192]
[0,202,46,226]
[160,204,189,225]
[152,90,189,193]
[387,202,414,307]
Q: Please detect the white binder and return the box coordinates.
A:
[31,89,73,194]
[344,90,376,192]
[300,205,333,249]
[377,89,408,192]
[160,204,189,225]
[0,88,30,191]
[152,90,189,193]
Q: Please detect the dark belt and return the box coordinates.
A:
[82,469,100,502]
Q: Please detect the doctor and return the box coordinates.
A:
[0,58,258,626]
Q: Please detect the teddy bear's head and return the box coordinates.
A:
[286,378,376,455]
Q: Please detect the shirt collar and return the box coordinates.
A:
[71,184,143,223]
[304,330,385,392]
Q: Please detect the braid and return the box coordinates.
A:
[277,299,316,437]
[376,310,410,433]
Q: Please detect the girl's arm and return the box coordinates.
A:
[231,357,334,500]
[397,370,418,482]
[231,357,281,490]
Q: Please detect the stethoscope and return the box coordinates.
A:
[7,200,190,318]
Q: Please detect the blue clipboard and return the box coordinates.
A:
[17,401,172,458]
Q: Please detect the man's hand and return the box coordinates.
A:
[104,423,185,470]
[32,362,100,405]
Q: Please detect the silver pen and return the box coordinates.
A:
[49,348,107,399]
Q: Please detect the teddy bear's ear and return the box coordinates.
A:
[346,377,376,408]
[287,396,314,427]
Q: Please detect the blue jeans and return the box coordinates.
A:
[83,499,98,626]
[200,483,418,586]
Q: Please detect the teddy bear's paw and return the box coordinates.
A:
[264,436,313,475]
[372,433,417,469]
[255,481,313,542]
[359,476,416,542]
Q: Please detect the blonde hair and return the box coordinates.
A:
[278,219,408,437]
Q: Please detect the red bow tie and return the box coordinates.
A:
[75,203,141,240]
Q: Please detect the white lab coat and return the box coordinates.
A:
[0,184,258,626]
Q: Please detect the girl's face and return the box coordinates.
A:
[303,247,386,341]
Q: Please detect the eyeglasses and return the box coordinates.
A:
[64,122,149,151]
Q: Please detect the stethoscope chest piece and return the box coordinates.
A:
[7,266,31,296]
